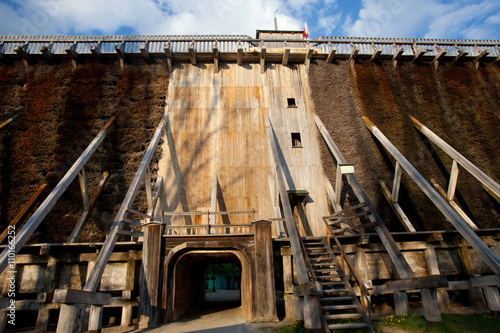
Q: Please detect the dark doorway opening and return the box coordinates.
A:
[172,251,244,321]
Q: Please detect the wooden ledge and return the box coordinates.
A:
[52,289,111,305]
[385,275,448,292]
[470,274,500,288]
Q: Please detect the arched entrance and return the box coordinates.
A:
[163,248,253,323]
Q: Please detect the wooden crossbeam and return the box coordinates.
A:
[474,48,489,70]
[0,116,116,274]
[412,49,425,63]
[53,289,110,305]
[380,181,416,232]
[385,275,448,292]
[349,47,359,62]
[454,49,468,63]
[365,116,500,274]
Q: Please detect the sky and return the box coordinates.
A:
[0,0,499,40]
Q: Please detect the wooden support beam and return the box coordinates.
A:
[140,41,149,60]
[371,48,382,62]
[430,178,479,230]
[392,47,404,67]
[0,117,116,273]
[392,162,402,202]
[260,46,266,74]
[0,42,4,60]
[412,47,426,63]
[494,46,500,64]
[52,289,111,305]
[349,47,359,62]
[189,42,196,65]
[0,184,47,244]
[0,116,14,130]
[68,171,110,243]
[90,42,101,59]
[237,43,243,65]
[164,43,173,72]
[213,42,219,73]
[380,181,416,232]
[326,46,337,63]
[40,43,54,61]
[313,114,415,279]
[65,43,78,60]
[305,45,314,70]
[115,42,125,59]
[365,116,500,274]
[411,116,500,200]
[78,167,90,211]
[454,49,468,63]
[432,47,447,69]
[14,43,29,60]
[210,175,218,230]
[282,45,290,66]
[144,167,153,210]
[474,48,489,70]
[470,274,500,288]
[447,160,459,201]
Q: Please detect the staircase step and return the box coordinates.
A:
[324,313,362,320]
[303,242,323,246]
[312,262,336,266]
[328,323,368,330]
[324,288,349,294]
[321,296,354,302]
[321,281,345,287]
[316,274,342,279]
[308,252,330,256]
[322,304,358,311]
[314,268,339,273]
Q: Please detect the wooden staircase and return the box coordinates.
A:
[302,238,375,332]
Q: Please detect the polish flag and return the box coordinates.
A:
[304,21,309,39]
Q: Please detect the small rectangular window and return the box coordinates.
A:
[291,133,302,148]
[287,98,297,108]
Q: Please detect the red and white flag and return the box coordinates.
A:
[304,21,309,39]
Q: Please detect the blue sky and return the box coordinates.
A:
[1,0,499,40]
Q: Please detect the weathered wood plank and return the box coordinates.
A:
[385,275,448,292]
[380,181,416,232]
[470,274,500,288]
[52,289,111,305]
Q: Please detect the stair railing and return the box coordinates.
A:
[323,218,372,317]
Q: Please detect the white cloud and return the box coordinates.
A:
[343,0,500,39]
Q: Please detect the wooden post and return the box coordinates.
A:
[237,43,243,65]
[121,305,133,327]
[394,291,409,316]
[88,305,103,333]
[424,247,449,309]
[139,224,162,328]
[260,46,266,74]
[281,246,295,320]
[252,220,277,321]
[57,304,80,333]
[447,160,459,201]
[213,42,219,74]
[0,309,7,333]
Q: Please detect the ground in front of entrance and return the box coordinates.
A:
[102,290,277,333]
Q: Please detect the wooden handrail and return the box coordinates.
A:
[299,238,318,282]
